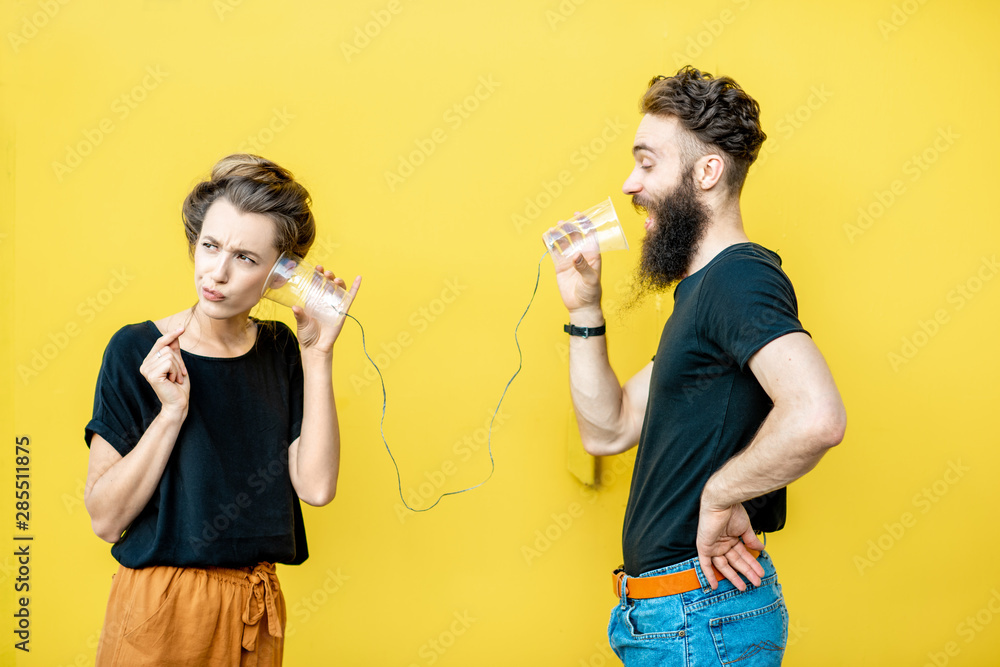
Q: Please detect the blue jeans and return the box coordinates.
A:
[608,551,787,666]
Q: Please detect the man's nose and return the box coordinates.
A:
[622,168,642,195]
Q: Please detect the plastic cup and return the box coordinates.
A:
[261,252,348,324]
[541,197,629,262]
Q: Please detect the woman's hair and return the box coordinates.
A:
[181,154,316,258]
[641,66,766,195]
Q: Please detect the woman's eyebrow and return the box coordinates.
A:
[202,236,263,259]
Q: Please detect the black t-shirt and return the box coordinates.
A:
[621,243,807,575]
[85,319,308,569]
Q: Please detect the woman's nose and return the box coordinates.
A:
[209,257,229,283]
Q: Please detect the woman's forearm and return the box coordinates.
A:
[288,350,340,506]
[85,407,186,542]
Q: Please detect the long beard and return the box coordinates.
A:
[625,170,711,309]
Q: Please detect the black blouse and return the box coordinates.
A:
[85,319,308,568]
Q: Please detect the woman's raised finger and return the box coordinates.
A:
[144,327,187,378]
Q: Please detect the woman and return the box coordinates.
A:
[84,154,360,666]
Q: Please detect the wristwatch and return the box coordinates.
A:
[564,323,606,338]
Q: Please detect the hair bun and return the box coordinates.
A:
[182,154,316,259]
[210,153,292,184]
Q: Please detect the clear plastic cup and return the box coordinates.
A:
[542,197,629,262]
[261,252,348,324]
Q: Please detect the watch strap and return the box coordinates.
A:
[564,323,606,338]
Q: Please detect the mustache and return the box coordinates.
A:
[631,195,652,215]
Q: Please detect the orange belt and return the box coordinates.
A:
[612,549,761,599]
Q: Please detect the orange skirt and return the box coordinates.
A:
[95,562,285,667]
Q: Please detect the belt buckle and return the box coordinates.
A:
[612,565,627,598]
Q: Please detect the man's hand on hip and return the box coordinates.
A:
[696,500,766,591]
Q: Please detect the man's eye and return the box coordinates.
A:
[238,254,256,264]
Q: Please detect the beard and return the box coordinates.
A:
[624,168,711,309]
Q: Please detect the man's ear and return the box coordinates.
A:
[693,153,725,191]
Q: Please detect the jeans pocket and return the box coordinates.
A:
[625,598,686,640]
[709,598,787,665]
[607,605,626,662]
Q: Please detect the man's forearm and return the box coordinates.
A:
[703,331,847,511]
[567,306,636,455]
[702,401,844,510]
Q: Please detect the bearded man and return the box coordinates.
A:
[551,67,846,666]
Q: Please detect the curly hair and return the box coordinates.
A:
[641,66,766,194]
[181,154,316,258]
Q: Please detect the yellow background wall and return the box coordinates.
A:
[3,0,999,665]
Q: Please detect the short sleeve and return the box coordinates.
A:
[85,326,158,456]
[698,250,808,370]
